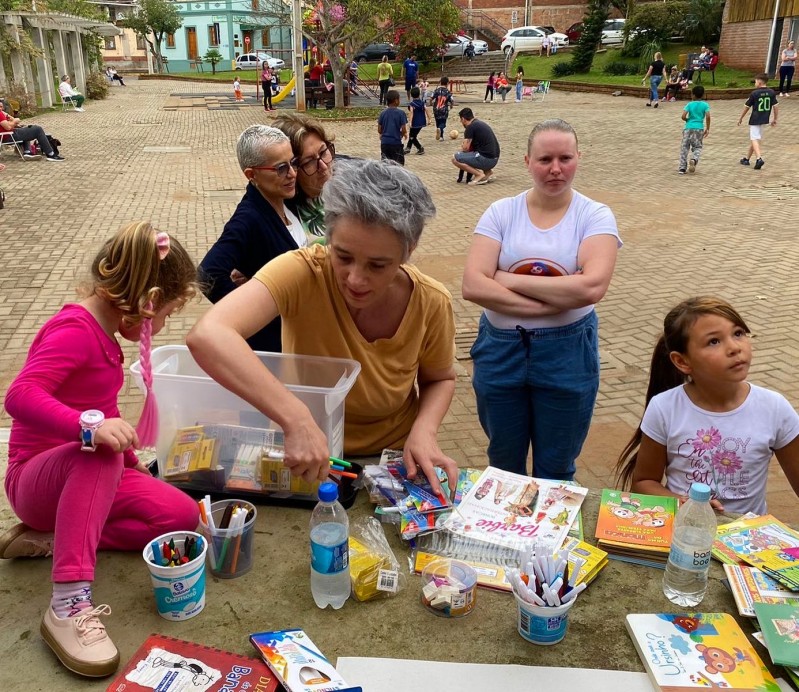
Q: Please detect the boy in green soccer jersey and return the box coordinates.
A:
[679,85,711,174]
[738,73,779,170]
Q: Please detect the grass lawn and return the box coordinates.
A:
[510,43,755,89]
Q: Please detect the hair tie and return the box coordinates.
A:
[155,232,171,260]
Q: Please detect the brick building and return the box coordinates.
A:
[719,0,799,73]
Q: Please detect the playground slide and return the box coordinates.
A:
[271,76,296,104]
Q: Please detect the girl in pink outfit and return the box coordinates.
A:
[0,221,199,678]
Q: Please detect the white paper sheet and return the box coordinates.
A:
[336,657,654,692]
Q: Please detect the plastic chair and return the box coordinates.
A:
[61,96,78,112]
[534,80,551,101]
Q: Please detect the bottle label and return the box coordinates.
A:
[669,544,711,571]
[311,539,348,575]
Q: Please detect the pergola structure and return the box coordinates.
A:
[0,11,121,108]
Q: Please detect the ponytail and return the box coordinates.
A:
[614,334,686,489]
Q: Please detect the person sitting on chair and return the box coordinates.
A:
[0,104,65,161]
[58,75,85,111]
[106,67,126,86]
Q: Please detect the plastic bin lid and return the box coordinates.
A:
[318,481,338,502]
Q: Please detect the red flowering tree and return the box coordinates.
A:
[304,0,460,108]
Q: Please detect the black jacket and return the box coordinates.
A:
[199,182,299,352]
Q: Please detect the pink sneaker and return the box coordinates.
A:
[0,522,54,558]
[41,605,119,677]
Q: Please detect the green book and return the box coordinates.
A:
[754,602,799,667]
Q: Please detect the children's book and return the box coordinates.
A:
[442,467,587,552]
[755,603,799,668]
[625,612,779,691]
[724,564,799,617]
[713,514,799,591]
[250,629,361,692]
[106,633,280,692]
[712,513,762,565]
[594,490,677,564]
[753,631,799,689]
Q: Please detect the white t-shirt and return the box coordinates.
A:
[59,81,76,98]
[641,383,799,514]
[474,190,620,329]
[283,206,307,249]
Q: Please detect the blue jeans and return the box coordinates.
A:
[470,311,600,480]
[650,75,662,102]
[516,82,523,100]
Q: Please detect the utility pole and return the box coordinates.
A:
[293,0,306,111]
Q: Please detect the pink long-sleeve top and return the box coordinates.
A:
[5,304,137,468]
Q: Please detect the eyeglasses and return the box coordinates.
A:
[251,159,299,178]
[297,142,335,175]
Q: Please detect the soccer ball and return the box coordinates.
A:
[449,129,459,140]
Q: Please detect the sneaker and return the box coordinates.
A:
[688,159,697,174]
[0,523,54,558]
[669,97,676,102]
[74,107,85,112]
[416,148,425,155]
[46,155,65,162]
[740,157,750,166]
[754,158,765,170]
[22,152,40,160]
[646,102,651,107]
[653,102,658,108]
[404,147,412,154]
[678,169,686,174]
[41,605,119,677]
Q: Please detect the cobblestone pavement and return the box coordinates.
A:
[1,77,798,521]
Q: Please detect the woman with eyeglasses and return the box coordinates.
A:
[274,113,337,243]
[188,158,458,497]
[199,125,305,353]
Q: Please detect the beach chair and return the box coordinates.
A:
[534,80,551,101]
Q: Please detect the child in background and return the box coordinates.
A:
[233,76,243,102]
[418,77,429,103]
[377,89,408,165]
[405,86,430,155]
[431,76,454,142]
[0,222,200,677]
[615,297,799,515]
[484,71,495,102]
[739,72,779,170]
[515,66,525,102]
[678,85,710,174]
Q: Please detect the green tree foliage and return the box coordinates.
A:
[121,0,182,74]
[204,48,223,75]
[304,0,460,108]
[683,0,724,44]
[623,0,688,57]
[569,0,611,74]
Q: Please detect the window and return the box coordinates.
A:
[166,33,176,48]
[104,36,116,50]
[261,28,270,47]
[136,34,146,51]
[208,23,221,47]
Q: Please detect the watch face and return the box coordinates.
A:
[81,410,104,426]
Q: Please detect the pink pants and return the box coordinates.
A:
[5,442,199,583]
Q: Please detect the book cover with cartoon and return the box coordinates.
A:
[724,564,799,618]
[625,613,779,691]
[595,489,677,552]
[754,603,799,667]
[442,467,587,551]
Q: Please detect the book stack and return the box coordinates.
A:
[754,603,799,688]
[724,564,799,617]
[713,514,799,591]
[625,612,777,691]
[594,489,678,568]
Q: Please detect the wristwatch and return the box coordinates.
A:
[79,410,105,452]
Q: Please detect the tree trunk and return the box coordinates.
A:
[331,59,346,109]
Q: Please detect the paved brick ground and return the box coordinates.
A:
[1,77,798,521]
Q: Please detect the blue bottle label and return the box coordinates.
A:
[669,544,711,571]
[311,539,348,574]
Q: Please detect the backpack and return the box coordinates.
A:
[432,88,450,117]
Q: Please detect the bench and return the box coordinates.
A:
[306,84,350,108]
[189,59,204,72]
[449,79,467,94]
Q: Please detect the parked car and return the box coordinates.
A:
[354,43,397,61]
[444,35,489,58]
[565,19,627,46]
[500,26,569,55]
[235,52,285,70]
[539,26,570,47]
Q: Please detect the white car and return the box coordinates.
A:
[235,52,285,70]
[500,26,569,55]
[444,35,489,58]
[600,19,627,45]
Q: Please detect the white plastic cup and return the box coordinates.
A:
[198,500,257,579]
[515,592,575,645]
[142,530,207,621]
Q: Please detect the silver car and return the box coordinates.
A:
[235,52,285,70]
[444,35,489,58]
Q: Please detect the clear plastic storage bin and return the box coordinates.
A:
[131,346,361,503]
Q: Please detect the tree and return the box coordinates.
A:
[683,0,724,44]
[569,0,611,74]
[204,48,223,74]
[303,0,460,108]
[622,0,688,57]
[121,0,182,74]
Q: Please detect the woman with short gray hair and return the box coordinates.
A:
[199,124,306,353]
[188,158,458,496]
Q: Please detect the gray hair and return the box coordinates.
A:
[321,159,434,257]
[527,118,578,152]
[236,125,289,171]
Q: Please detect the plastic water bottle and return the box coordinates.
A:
[662,482,717,607]
[310,481,350,609]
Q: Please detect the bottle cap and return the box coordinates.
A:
[688,482,711,502]
[318,481,338,502]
